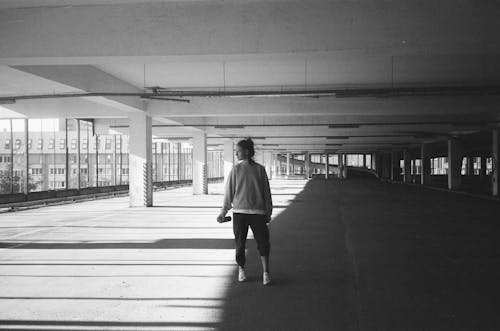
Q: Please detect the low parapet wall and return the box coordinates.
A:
[0,177,224,210]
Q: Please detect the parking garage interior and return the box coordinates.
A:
[1,1,500,330]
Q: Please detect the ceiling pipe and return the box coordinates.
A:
[2,86,500,103]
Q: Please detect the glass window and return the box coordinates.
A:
[461,157,467,175]
[486,157,493,175]
[48,139,55,149]
[71,139,77,150]
[473,157,481,175]
[37,139,43,149]
[79,121,95,188]
[59,139,65,150]
[11,119,27,193]
[0,120,11,194]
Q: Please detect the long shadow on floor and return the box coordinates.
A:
[0,239,234,249]
[337,178,500,331]
[218,179,360,331]
[218,177,500,331]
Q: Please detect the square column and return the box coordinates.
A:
[128,113,153,207]
[304,151,310,179]
[421,144,431,185]
[403,149,412,183]
[325,154,330,180]
[276,154,282,176]
[255,151,265,165]
[342,154,348,178]
[480,156,487,177]
[193,131,208,195]
[493,129,500,196]
[467,156,474,175]
[264,151,273,179]
[448,138,463,190]
[223,140,234,186]
[391,151,400,181]
[372,152,382,178]
[338,153,344,179]
[286,153,291,177]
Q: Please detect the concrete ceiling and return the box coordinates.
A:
[0,0,499,152]
[0,0,313,9]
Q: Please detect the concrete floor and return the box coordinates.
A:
[1,178,500,330]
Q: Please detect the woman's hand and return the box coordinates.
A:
[217,214,225,223]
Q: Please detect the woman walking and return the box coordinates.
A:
[218,138,273,285]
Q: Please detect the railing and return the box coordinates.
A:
[0,177,224,210]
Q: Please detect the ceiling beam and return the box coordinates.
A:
[11,65,146,113]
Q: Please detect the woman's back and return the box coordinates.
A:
[222,160,272,216]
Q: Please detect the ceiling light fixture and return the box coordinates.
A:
[214,125,245,129]
[328,124,360,129]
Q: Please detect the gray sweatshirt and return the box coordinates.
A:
[221,160,273,217]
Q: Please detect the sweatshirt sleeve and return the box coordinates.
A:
[220,168,235,215]
[262,167,273,217]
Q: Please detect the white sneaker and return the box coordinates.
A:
[263,272,271,286]
[238,268,247,282]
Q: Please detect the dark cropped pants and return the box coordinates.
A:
[233,213,271,267]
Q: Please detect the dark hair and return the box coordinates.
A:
[237,138,255,164]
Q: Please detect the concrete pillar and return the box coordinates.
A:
[128,113,153,207]
[466,156,474,175]
[390,151,397,181]
[338,153,344,179]
[277,154,282,176]
[24,119,29,194]
[223,140,234,186]
[363,154,367,168]
[492,129,500,196]
[378,153,384,178]
[304,151,310,179]
[255,151,265,165]
[264,151,273,179]
[372,152,380,177]
[325,154,329,180]
[480,156,487,177]
[274,154,279,176]
[193,131,208,195]
[403,149,412,183]
[448,138,463,190]
[342,154,348,178]
[421,144,431,185]
[286,153,291,177]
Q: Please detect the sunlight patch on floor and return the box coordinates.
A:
[0,180,308,330]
